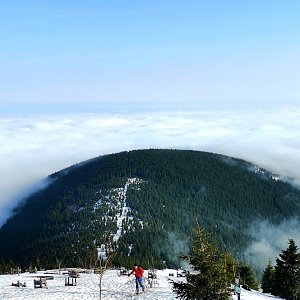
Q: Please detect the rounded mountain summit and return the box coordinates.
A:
[0,149,299,269]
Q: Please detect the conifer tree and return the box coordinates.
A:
[274,239,300,300]
[261,259,275,293]
[238,264,258,290]
[172,225,231,300]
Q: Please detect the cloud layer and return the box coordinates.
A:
[1,108,300,230]
[245,218,300,271]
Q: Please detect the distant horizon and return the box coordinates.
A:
[1,100,298,116]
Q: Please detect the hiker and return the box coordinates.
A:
[128,264,145,294]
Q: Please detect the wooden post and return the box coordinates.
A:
[236,274,241,300]
[65,276,77,286]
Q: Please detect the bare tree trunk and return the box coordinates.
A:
[95,234,116,300]
[99,274,102,300]
[95,254,115,300]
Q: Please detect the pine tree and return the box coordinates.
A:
[238,264,258,290]
[172,225,231,300]
[274,239,300,300]
[261,259,274,293]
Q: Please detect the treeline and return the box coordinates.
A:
[261,239,300,300]
[0,149,300,272]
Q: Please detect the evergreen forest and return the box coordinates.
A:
[0,149,299,274]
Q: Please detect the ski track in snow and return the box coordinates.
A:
[0,269,283,300]
[112,179,131,243]
[112,178,143,244]
[98,178,140,258]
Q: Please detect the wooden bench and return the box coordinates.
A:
[148,269,157,279]
[176,270,186,277]
[65,276,77,286]
[119,267,129,276]
[34,278,48,289]
[11,281,26,288]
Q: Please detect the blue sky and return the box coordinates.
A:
[1,1,300,113]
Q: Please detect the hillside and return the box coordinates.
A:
[0,149,299,270]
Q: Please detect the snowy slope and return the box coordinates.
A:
[0,269,283,300]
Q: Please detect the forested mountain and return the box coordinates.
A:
[0,149,299,271]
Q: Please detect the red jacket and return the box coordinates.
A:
[130,266,144,278]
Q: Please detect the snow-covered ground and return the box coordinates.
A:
[0,269,283,300]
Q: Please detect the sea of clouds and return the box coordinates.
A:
[1,107,300,264]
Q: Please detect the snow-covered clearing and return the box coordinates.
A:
[112,178,134,243]
[0,269,283,300]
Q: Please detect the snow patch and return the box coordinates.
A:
[112,178,144,243]
[0,269,283,300]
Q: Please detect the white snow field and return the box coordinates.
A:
[0,269,283,300]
